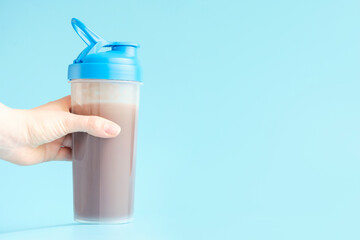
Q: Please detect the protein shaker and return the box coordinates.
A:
[68,18,141,223]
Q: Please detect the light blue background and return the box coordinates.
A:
[1,0,360,239]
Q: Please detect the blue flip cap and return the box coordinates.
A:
[68,18,141,82]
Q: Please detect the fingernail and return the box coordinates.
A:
[104,123,121,136]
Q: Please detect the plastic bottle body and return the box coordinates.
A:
[70,79,141,224]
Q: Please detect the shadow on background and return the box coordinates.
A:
[0,223,139,240]
[0,223,77,234]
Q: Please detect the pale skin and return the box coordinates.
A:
[0,96,120,165]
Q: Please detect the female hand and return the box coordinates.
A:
[0,96,120,165]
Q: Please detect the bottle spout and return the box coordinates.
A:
[71,18,109,63]
[71,18,106,46]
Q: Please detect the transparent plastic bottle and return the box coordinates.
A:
[68,18,142,224]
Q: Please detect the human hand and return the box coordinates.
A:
[0,96,120,165]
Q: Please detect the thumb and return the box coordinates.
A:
[64,113,121,138]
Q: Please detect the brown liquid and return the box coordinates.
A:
[72,102,138,222]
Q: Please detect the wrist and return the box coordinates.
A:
[0,103,14,160]
[0,105,29,161]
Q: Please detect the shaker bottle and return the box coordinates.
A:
[68,18,142,223]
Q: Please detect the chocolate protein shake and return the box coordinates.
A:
[72,102,138,222]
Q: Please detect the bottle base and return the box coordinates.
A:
[75,217,133,224]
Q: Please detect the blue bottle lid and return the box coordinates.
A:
[68,18,141,82]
